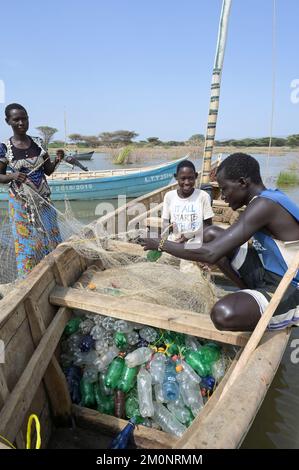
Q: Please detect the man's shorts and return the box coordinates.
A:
[231,243,299,330]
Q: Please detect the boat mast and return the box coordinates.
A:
[201,0,232,189]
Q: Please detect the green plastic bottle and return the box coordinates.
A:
[125,390,143,424]
[146,250,162,262]
[104,356,125,389]
[184,350,212,377]
[80,378,96,408]
[114,332,128,351]
[64,317,82,336]
[94,384,115,415]
[118,364,138,393]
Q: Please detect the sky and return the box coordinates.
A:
[0,0,298,142]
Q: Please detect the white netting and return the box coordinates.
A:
[0,183,218,311]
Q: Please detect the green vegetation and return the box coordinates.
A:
[277,171,299,186]
[113,145,133,164]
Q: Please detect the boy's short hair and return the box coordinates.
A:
[176,159,196,174]
[217,153,262,184]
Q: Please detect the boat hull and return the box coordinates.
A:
[0,159,179,201]
[70,151,94,161]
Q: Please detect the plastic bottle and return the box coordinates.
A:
[114,390,126,418]
[64,317,82,336]
[83,366,98,383]
[94,384,114,415]
[184,348,217,377]
[149,353,167,384]
[114,332,128,351]
[94,345,119,371]
[211,357,226,382]
[118,364,138,393]
[125,347,152,368]
[98,372,114,396]
[90,324,105,340]
[154,383,165,403]
[79,318,94,335]
[178,377,204,417]
[80,334,95,352]
[162,360,180,401]
[65,365,82,404]
[139,326,158,343]
[185,336,202,351]
[80,378,96,407]
[137,367,154,417]
[109,418,136,449]
[167,400,194,426]
[146,250,162,262]
[175,360,201,384]
[102,317,116,331]
[105,356,125,389]
[94,338,109,355]
[125,390,142,423]
[127,331,140,346]
[153,402,186,437]
[114,320,133,334]
[74,350,98,367]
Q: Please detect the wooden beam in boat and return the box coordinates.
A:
[72,404,176,449]
[0,307,70,443]
[24,297,72,422]
[50,287,249,347]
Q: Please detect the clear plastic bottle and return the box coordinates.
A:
[91,324,105,340]
[83,366,98,383]
[127,331,140,346]
[114,320,133,334]
[211,357,226,382]
[149,353,167,384]
[179,379,204,417]
[74,350,98,367]
[185,335,202,351]
[79,318,95,335]
[93,345,119,371]
[176,360,201,384]
[139,326,158,343]
[153,402,186,437]
[125,347,152,368]
[102,317,116,331]
[137,367,154,417]
[154,383,165,403]
[162,360,180,401]
[167,399,193,426]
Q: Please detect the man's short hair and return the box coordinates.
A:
[5,103,27,119]
[176,159,196,174]
[217,153,262,184]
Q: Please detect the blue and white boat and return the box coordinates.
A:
[0,157,185,201]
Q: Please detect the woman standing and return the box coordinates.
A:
[0,103,63,278]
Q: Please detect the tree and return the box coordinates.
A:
[81,135,100,148]
[36,126,58,150]
[146,137,161,145]
[188,134,205,144]
[286,134,299,147]
[68,133,84,144]
[99,130,139,147]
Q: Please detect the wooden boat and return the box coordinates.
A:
[0,164,294,449]
[0,157,185,202]
[68,151,94,161]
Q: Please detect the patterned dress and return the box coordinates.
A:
[0,137,61,278]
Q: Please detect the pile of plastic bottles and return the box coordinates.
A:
[61,314,229,437]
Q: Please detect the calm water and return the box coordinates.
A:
[1,151,299,448]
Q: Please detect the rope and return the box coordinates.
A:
[26,414,41,449]
[265,0,277,184]
[0,433,16,449]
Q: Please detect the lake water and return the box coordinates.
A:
[1,151,299,448]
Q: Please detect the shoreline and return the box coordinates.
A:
[50,145,299,163]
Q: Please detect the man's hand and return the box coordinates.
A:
[137,237,160,251]
[11,171,27,183]
[55,149,65,163]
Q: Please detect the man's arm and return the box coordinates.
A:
[139,198,272,264]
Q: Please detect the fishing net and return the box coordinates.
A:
[0,183,218,311]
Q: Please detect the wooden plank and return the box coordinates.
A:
[177,329,290,448]
[51,245,84,287]
[0,367,9,410]
[72,404,176,449]
[50,287,250,347]
[24,297,71,421]
[220,252,299,399]
[0,307,70,443]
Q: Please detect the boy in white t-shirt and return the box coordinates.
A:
[162,160,214,250]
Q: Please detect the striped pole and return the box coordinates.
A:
[201,0,232,186]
